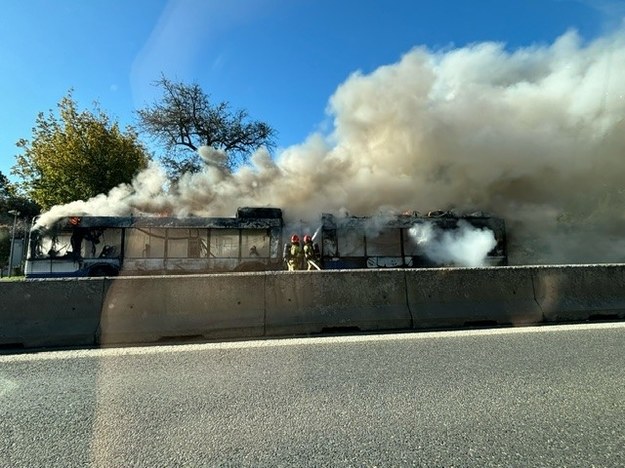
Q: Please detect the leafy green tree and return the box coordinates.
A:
[0,171,14,266]
[137,76,276,176]
[12,92,150,209]
[0,171,39,269]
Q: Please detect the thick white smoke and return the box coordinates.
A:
[37,29,625,264]
[409,221,497,267]
[35,162,171,227]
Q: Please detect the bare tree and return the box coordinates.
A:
[137,76,276,176]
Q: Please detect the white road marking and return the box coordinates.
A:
[1,321,624,363]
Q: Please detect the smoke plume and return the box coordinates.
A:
[409,221,497,267]
[37,29,625,264]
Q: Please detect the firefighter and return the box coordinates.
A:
[284,234,303,271]
[303,234,321,270]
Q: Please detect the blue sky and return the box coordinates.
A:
[0,0,619,183]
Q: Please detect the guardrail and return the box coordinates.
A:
[1,264,624,349]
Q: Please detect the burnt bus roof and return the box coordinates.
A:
[321,211,506,232]
[236,207,282,219]
[35,207,284,231]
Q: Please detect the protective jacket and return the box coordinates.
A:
[286,242,302,270]
[303,241,320,270]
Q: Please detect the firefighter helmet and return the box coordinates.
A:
[291,234,300,243]
[303,235,312,243]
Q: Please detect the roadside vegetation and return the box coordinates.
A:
[2,77,275,273]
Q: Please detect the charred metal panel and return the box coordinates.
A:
[237,207,283,219]
[321,213,338,258]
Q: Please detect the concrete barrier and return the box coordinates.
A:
[0,279,104,348]
[4,264,625,350]
[264,270,412,336]
[533,264,625,322]
[406,267,543,329]
[98,274,265,345]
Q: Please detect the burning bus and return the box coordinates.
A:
[25,207,284,278]
[24,207,507,278]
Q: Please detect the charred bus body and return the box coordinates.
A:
[25,208,284,278]
[25,207,507,278]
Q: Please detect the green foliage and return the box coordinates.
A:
[137,76,276,177]
[12,92,150,210]
[0,172,39,218]
[0,229,8,268]
[0,170,39,267]
[0,171,11,199]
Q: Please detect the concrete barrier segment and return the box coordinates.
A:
[533,264,625,322]
[98,274,265,345]
[0,278,104,348]
[264,269,411,336]
[406,266,542,329]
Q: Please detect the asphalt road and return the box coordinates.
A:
[1,322,625,467]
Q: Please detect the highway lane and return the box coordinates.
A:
[1,322,625,467]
